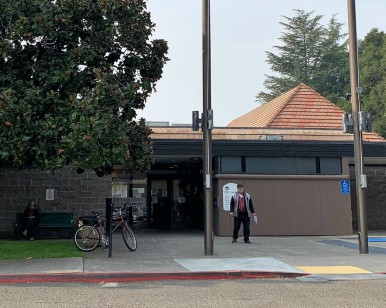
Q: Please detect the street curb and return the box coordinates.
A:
[0,271,308,284]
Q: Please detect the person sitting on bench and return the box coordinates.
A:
[23,201,40,241]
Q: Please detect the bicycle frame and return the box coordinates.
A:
[74,203,137,252]
[95,214,127,236]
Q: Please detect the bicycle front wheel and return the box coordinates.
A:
[74,225,100,252]
[122,224,137,251]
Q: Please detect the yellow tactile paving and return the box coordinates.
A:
[296,266,371,274]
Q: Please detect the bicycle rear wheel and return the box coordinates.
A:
[122,223,137,251]
[74,225,100,252]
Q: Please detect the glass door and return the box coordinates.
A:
[149,179,171,229]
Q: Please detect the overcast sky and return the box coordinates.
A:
[137,0,386,127]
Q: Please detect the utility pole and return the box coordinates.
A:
[202,0,213,255]
[347,0,368,254]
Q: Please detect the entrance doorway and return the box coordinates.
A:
[148,169,203,230]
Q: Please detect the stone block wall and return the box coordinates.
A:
[350,165,386,230]
[0,166,112,238]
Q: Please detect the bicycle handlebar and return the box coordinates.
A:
[113,202,131,214]
[91,202,131,218]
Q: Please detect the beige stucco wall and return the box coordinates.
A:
[213,158,353,236]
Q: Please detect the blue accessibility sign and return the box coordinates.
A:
[340,180,350,194]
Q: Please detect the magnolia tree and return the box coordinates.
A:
[0,0,168,175]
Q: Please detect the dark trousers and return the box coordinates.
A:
[233,212,250,242]
[26,218,37,238]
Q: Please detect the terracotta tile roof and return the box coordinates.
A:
[225,83,385,142]
[227,85,298,128]
[150,127,385,143]
[362,132,386,142]
[228,83,344,129]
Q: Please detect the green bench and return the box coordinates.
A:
[15,212,75,239]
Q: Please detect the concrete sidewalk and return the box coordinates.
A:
[1,229,386,283]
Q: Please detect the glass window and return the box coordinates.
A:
[220,156,242,173]
[245,157,317,175]
[112,182,128,198]
[320,157,342,174]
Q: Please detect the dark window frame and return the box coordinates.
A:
[216,156,342,175]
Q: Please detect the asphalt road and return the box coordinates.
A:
[1,278,386,308]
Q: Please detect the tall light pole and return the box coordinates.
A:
[347,0,368,254]
[202,0,213,255]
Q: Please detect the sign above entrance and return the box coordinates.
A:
[340,180,350,195]
[259,135,284,141]
[223,183,237,211]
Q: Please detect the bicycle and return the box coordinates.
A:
[73,203,137,252]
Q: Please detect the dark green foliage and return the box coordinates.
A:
[256,9,350,109]
[358,29,386,137]
[0,0,168,174]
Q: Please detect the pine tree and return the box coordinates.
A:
[318,15,350,108]
[256,9,349,106]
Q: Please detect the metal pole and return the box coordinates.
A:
[106,197,113,257]
[202,0,213,255]
[347,0,368,254]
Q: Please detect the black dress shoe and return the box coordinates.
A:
[244,240,251,244]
